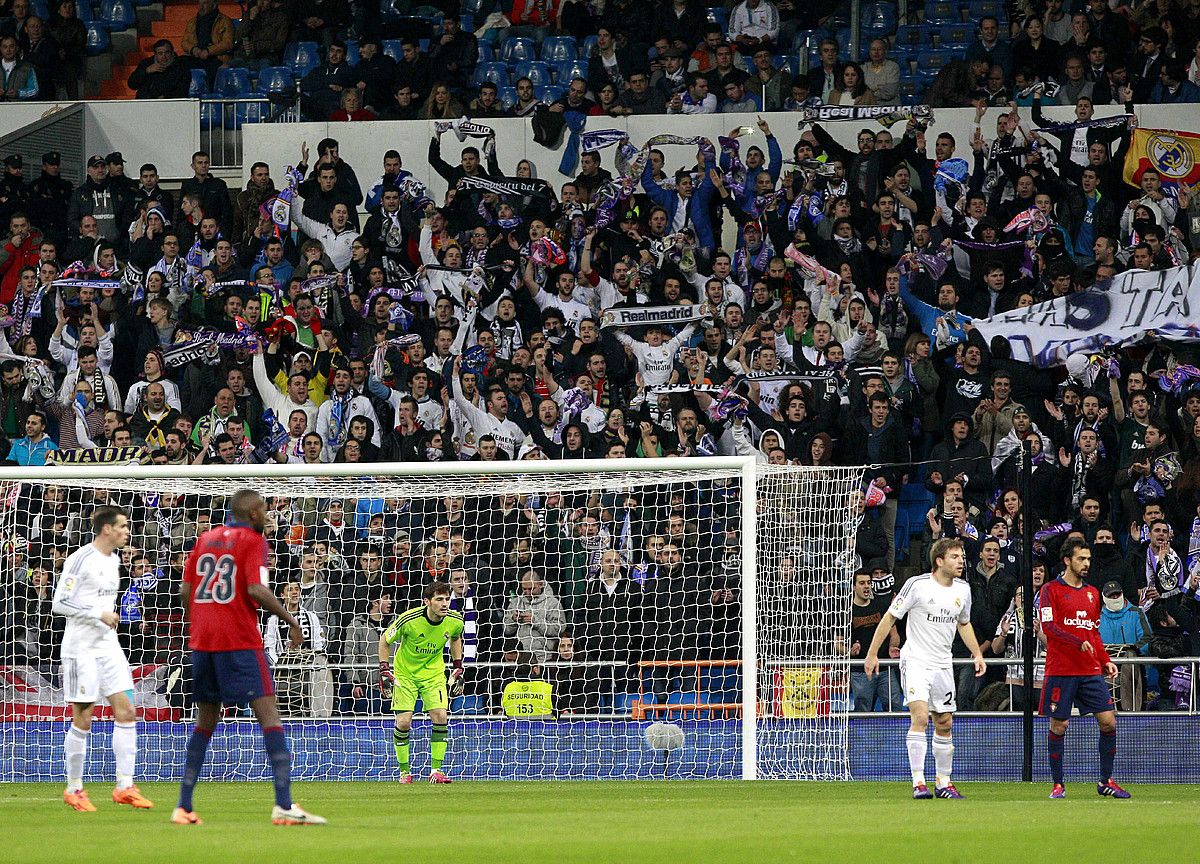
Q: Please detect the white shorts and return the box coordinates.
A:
[61,651,135,705]
[899,658,956,713]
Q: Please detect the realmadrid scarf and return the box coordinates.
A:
[1033,114,1131,136]
[580,129,627,154]
[435,118,496,142]
[456,175,548,197]
[954,237,1035,278]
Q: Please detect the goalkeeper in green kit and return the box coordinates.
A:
[378,581,465,783]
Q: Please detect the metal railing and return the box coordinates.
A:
[199,96,299,171]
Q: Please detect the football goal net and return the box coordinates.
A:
[0,458,860,781]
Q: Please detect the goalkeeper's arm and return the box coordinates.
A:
[448,636,465,698]
[377,633,396,695]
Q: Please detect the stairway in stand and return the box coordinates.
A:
[99,0,242,100]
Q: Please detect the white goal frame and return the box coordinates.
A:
[0,456,857,782]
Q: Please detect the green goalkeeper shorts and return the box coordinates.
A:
[391,674,449,714]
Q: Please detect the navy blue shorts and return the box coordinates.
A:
[1040,674,1115,719]
[191,649,275,705]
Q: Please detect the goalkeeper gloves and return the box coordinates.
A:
[448,659,464,698]
[379,661,395,696]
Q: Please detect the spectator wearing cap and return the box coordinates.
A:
[651,45,687,99]
[181,0,234,85]
[352,38,397,114]
[930,412,994,511]
[428,15,477,95]
[19,15,57,100]
[68,155,133,244]
[105,153,138,199]
[129,39,190,99]
[0,34,36,100]
[235,0,289,69]
[746,46,790,112]
[28,151,71,245]
[0,154,28,226]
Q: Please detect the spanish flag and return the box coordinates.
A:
[1123,127,1200,187]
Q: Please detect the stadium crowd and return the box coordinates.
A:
[3,0,1200,716]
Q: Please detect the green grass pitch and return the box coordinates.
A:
[4,781,1198,863]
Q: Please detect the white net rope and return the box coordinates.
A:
[0,462,860,781]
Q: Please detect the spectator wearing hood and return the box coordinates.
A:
[930,412,994,511]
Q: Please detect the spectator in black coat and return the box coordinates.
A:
[300,40,357,121]
[177,150,231,236]
[129,39,192,99]
[428,15,477,95]
[930,412,994,511]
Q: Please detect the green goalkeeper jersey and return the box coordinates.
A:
[383,606,465,681]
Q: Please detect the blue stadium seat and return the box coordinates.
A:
[212,66,253,97]
[381,39,404,62]
[75,0,94,22]
[699,669,741,703]
[257,66,296,95]
[187,67,207,97]
[99,0,134,30]
[791,28,830,57]
[229,98,270,129]
[860,2,897,39]
[921,49,954,72]
[451,695,486,713]
[344,38,360,66]
[285,41,321,76]
[199,94,220,130]
[497,84,517,109]
[472,60,509,87]
[500,36,536,62]
[893,511,911,559]
[31,0,48,17]
[476,40,495,62]
[513,59,553,88]
[536,83,565,102]
[893,24,931,49]
[84,22,109,55]
[898,482,934,538]
[827,3,852,29]
[541,34,577,61]
[923,0,959,23]
[612,693,655,714]
[665,691,714,720]
[834,27,853,59]
[379,0,411,22]
[552,58,587,84]
[964,0,1005,23]
[705,6,729,29]
[896,78,922,105]
[579,34,598,58]
[936,22,973,48]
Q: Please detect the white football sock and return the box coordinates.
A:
[906,730,927,786]
[113,721,137,789]
[932,734,954,787]
[65,724,88,792]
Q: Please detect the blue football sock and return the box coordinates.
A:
[1048,731,1065,786]
[1099,730,1116,783]
[262,726,292,809]
[177,726,213,811]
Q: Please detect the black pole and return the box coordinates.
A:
[1019,438,1035,783]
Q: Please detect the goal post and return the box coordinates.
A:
[0,458,862,782]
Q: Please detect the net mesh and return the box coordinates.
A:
[0,462,860,781]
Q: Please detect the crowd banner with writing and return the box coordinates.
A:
[45,446,147,465]
[796,104,932,126]
[973,264,1200,367]
[599,304,707,329]
[1123,127,1200,187]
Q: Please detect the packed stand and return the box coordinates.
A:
[4,0,1200,716]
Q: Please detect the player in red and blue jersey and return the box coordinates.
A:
[1038,537,1130,800]
[172,489,326,826]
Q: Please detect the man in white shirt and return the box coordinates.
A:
[451,354,527,457]
[667,72,718,115]
[612,320,696,390]
[53,506,154,811]
[522,259,591,333]
[290,196,360,272]
[314,365,381,459]
[865,537,985,800]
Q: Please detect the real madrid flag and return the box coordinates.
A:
[1123,128,1200,188]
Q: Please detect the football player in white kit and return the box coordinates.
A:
[865,538,986,799]
[52,505,154,812]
